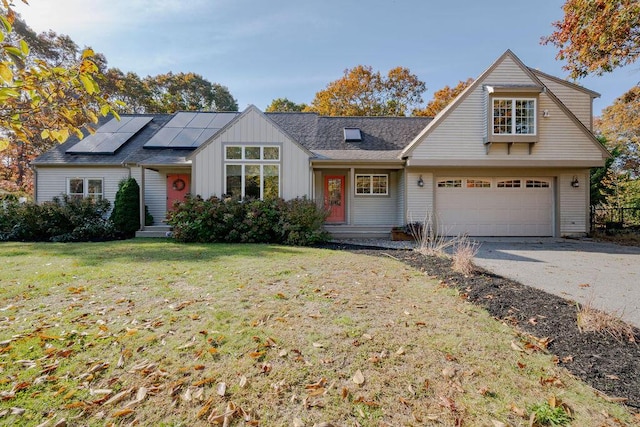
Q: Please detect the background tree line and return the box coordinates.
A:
[2,0,640,213]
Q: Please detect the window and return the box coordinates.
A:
[466,179,491,188]
[225,145,280,161]
[355,174,388,195]
[67,178,103,200]
[437,179,462,188]
[526,180,550,188]
[492,98,536,135]
[497,180,521,188]
[224,145,280,199]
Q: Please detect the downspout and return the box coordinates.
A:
[32,165,38,203]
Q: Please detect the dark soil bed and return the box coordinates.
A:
[317,243,640,410]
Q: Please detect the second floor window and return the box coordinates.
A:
[492,98,535,135]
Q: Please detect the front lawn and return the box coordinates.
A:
[0,240,635,426]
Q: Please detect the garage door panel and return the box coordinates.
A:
[435,177,553,237]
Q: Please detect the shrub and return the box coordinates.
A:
[167,195,330,246]
[110,178,153,237]
[0,195,116,242]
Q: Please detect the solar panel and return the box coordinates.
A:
[66,116,152,154]
[144,112,238,148]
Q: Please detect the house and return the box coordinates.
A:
[31,50,609,238]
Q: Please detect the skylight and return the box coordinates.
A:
[343,128,362,142]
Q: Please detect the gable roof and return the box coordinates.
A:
[266,112,432,157]
[400,49,610,160]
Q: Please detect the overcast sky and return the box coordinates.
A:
[14,0,640,114]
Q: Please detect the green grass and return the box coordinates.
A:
[0,240,636,426]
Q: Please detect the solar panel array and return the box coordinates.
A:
[143,112,238,148]
[66,116,153,154]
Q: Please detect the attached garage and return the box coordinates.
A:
[435,177,554,237]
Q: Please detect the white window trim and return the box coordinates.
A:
[224,164,280,199]
[67,177,103,199]
[224,145,280,161]
[492,97,537,136]
[355,174,389,196]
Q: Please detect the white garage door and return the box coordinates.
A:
[435,177,553,236]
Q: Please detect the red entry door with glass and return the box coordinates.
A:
[324,175,345,223]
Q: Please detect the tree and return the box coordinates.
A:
[542,0,640,78]
[0,4,120,151]
[101,69,151,114]
[597,86,640,176]
[265,98,307,112]
[413,78,473,117]
[305,65,426,116]
[143,72,237,113]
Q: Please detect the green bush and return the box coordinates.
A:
[167,195,329,246]
[110,178,153,237]
[0,195,117,242]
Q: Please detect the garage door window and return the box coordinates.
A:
[466,179,491,188]
[526,180,550,188]
[437,179,462,188]
[497,180,521,188]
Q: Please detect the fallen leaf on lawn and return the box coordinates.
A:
[510,404,526,417]
[439,395,456,412]
[261,363,272,374]
[528,317,538,325]
[279,349,288,357]
[395,346,405,355]
[510,341,524,352]
[442,366,456,379]
[239,376,248,388]
[193,377,216,387]
[491,420,507,427]
[579,283,590,288]
[197,397,215,418]
[305,378,327,390]
[341,387,349,400]
[193,387,204,401]
[249,351,265,359]
[89,388,113,396]
[362,333,372,340]
[181,387,192,402]
[312,342,323,348]
[136,387,147,402]
[103,388,132,406]
[217,382,227,396]
[352,370,365,385]
[10,407,25,416]
[293,418,304,427]
[111,408,134,418]
[605,374,620,380]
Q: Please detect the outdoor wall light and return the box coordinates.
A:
[542,109,550,118]
[417,175,424,187]
[571,176,579,188]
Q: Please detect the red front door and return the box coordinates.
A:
[324,175,345,223]
[167,174,190,211]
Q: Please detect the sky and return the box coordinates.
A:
[14,0,640,115]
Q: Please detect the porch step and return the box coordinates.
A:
[323,225,392,239]
[135,225,172,238]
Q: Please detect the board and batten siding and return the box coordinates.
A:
[559,170,589,235]
[193,108,311,200]
[397,171,405,225]
[131,168,166,225]
[351,171,398,226]
[409,55,604,163]
[405,172,433,224]
[35,166,129,205]
[534,74,593,130]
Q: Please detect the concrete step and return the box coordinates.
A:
[135,225,172,238]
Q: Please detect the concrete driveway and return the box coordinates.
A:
[473,238,640,328]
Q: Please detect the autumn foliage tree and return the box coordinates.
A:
[0,3,120,192]
[306,65,426,116]
[265,98,307,113]
[543,0,640,78]
[413,78,473,117]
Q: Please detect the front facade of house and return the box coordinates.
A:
[32,51,609,238]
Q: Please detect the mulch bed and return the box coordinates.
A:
[317,243,640,410]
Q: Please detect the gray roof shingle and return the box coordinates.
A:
[32,111,432,166]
